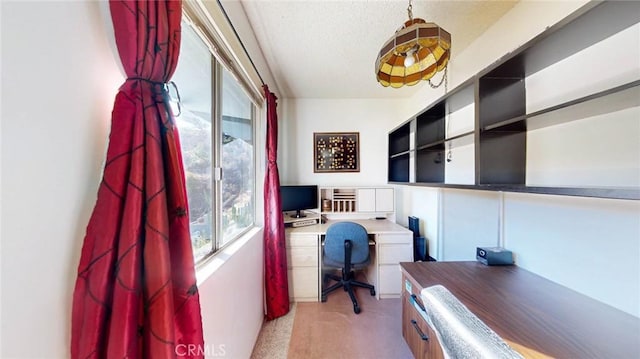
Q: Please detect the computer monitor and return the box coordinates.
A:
[280,185,318,218]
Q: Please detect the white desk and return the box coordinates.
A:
[285,219,413,302]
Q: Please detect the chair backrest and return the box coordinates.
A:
[324,222,370,265]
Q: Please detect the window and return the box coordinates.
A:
[220,68,255,246]
[172,20,255,262]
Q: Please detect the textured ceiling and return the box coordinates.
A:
[237,0,518,99]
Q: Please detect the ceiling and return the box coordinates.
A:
[235,0,518,99]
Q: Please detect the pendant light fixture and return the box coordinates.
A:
[375,0,451,88]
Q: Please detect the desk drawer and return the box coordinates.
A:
[402,292,444,359]
[287,246,318,267]
[288,267,319,301]
[286,233,318,247]
[376,233,412,244]
[379,243,413,264]
[379,264,402,297]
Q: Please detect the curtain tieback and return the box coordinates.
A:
[127,78,182,117]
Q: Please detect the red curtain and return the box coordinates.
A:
[71,1,204,357]
[263,85,290,320]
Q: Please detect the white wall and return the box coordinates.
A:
[441,189,501,260]
[279,98,404,186]
[395,187,440,256]
[504,193,640,317]
[1,1,119,356]
[1,1,266,357]
[197,229,264,359]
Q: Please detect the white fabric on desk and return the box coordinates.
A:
[420,285,524,359]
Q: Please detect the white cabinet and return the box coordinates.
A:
[376,233,413,298]
[374,187,395,212]
[357,188,376,212]
[320,186,395,216]
[285,232,319,302]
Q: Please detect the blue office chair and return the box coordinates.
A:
[321,222,376,314]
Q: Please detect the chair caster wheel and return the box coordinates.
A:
[370,289,376,296]
[354,305,361,314]
[321,295,327,302]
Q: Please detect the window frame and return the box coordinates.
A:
[176,12,258,264]
[211,62,258,256]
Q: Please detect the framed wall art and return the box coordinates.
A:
[313,132,360,173]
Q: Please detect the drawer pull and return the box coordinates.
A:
[411,293,426,312]
[410,319,429,341]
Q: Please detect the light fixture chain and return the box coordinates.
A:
[407,0,413,21]
[428,67,448,90]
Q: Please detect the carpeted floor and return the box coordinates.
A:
[251,303,297,359]
[251,285,413,359]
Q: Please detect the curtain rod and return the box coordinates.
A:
[216,0,265,87]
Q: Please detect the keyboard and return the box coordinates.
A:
[291,218,318,227]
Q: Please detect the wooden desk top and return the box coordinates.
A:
[400,261,640,358]
[286,218,412,235]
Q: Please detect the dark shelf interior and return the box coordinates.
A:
[388,153,410,183]
[479,131,526,185]
[389,122,410,156]
[416,147,445,183]
[479,77,525,128]
[416,103,445,147]
[416,140,444,151]
[389,150,411,159]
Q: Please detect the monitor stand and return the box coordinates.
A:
[292,210,306,218]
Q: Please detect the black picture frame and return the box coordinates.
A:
[313,132,360,173]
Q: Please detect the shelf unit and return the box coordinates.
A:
[327,188,357,213]
[319,186,396,219]
[415,102,445,183]
[388,122,411,183]
[387,1,640,200]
